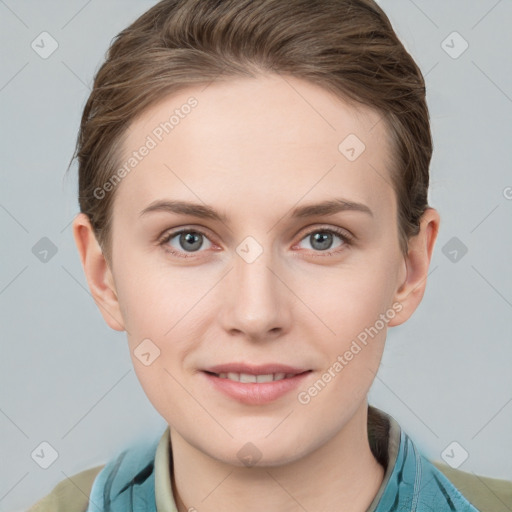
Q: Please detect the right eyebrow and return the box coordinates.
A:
[139,200,229,223]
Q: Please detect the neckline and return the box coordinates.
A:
[154,405,402,512]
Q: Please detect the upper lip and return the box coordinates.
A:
[204,363,310,375]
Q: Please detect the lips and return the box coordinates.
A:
[201,363,312,405]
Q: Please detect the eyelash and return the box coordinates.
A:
[157,226,354,259]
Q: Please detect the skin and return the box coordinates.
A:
[73,73,439,512]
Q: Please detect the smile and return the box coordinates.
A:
[202,370,313,405]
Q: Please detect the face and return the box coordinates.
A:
[96,74,411,466]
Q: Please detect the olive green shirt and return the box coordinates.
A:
[28,416,512,512]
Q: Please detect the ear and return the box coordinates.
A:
[72,213,125,331]
[388,207,440,327]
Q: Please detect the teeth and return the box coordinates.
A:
[256,374,274,383]
[239,373,257,383]
[216,372,294,382]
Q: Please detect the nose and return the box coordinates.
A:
[218,242,292,341]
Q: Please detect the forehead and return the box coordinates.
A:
[115,74,395,220]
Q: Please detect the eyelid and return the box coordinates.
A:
[295,224,354,243]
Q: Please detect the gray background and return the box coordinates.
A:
[1,1,511,510]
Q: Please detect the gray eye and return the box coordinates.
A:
[299,231,345,252]
[309,232,334,251]
[167,231,212,253]
[179,232,203,251]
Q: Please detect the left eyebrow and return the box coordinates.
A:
[291,198,373,218]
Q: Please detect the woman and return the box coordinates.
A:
[29,0,510,510]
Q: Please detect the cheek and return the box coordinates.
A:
[306,262,398,336]
[300,288,390,415]
[298,256,398,395]
[113,251,199,337]
[115,262,210,374]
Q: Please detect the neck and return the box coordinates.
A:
[170,402,385,512]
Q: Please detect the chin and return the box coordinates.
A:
[205,434,311,469]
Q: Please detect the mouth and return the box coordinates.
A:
[200,364,313,405]
[202,362,312,381]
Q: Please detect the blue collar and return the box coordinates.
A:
[371,429,479,511]
[86,409,479,512]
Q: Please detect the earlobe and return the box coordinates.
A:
[72,213,125,331]
[388,208,440,327]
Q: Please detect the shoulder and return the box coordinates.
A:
[376,425,498,511]
[432,461,512,512]
[372,408,511,511]
[27,465,104,512]
[27,430,165,512]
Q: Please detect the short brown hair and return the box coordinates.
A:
[73,0,431,262]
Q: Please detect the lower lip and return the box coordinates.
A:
[201,371,312,405]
